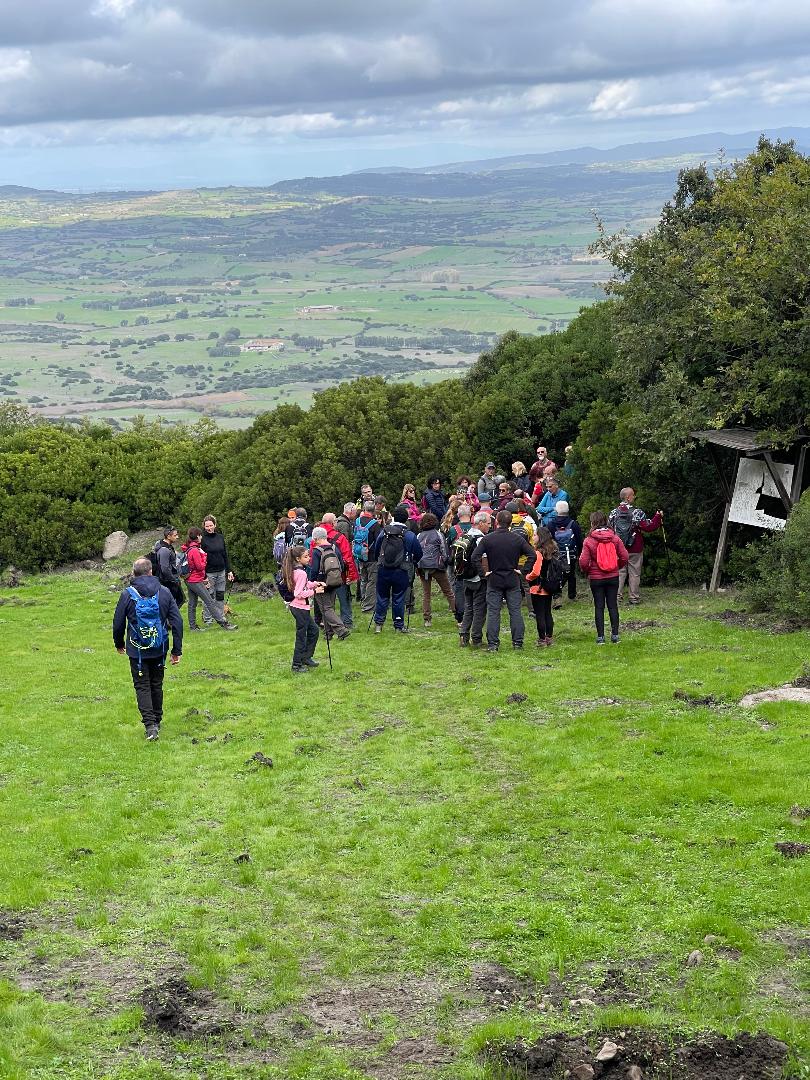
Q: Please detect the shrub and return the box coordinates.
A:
[744,488,810,624]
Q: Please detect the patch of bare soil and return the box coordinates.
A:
[141,976,233,1037]
[709,609,800,634]
[622,619,663,631]
[673,689,721,707]
[774,841,810,858]
[0,912,28,941]
[486,1029,788,1079]
[189,669,235,680]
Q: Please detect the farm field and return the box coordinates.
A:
[0,164,678,427]
[0,571,807,1078]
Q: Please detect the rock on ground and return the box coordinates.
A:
[740,686,810,707]
[102,531,129,560]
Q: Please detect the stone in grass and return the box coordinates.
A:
[626,1067,644,1080]
[102,531,128,560]
[570,1066,594,1080]
[686,950,704,967]
[596,1039,619,1062]
[234,852,251,864]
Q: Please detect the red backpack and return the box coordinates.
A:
[595,536,619,573]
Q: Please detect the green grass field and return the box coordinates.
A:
[0,573,808,1078]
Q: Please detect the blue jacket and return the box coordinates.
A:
[421,488,448,519]
[537,487,568,526]
[373,523,423,570]
[112,574,183,660]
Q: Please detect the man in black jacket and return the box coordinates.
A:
[473,509,535,651]
[113,558,183,740]
[153,526,184,607]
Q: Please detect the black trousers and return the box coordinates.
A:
[564,565,577,599]
[290,606,319,666]
[129,656,165,729]
[531,593,554,639]
[590,577,620,636]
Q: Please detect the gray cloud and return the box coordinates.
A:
[0,1,809,143]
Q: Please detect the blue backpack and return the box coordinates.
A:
[554,524,576,565]
[127,586,167,662]
[352,517,376,564]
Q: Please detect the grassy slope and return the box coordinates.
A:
[0,574,808,1078]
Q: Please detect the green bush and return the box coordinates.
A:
[744,488,810,624]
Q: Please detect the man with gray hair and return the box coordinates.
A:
[457,511,491,648]
[309,526,350,641]
[320,510,358,629]
[112,557,183,741]
[608,487,663,605]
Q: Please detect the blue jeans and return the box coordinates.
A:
[375,567,410,626]
[335,583,354,628]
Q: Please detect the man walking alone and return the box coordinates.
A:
[113,557,183,740]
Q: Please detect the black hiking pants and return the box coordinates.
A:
[290,605,319,666]
[129,656,165,729]
[531,593,554,639]
[589,577,620,637]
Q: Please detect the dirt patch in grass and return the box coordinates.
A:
[141,975,233,1037]
[708,609,800,634]
[622,619,664,631]
[189,669,235,680]
[12,949,155,1011]
[673,689,721,707]
[774,841,810,858]
[486,1028,788,1079]
[0,912,28,941]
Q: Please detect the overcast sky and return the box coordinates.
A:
[1,0,809,190]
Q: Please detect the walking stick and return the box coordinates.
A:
[660,518,672,575]
[324,626,333,671]
[366,611,376,632]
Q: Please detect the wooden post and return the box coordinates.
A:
[761,451,792,513]
[709,452,739,593]
[791,444,807,505]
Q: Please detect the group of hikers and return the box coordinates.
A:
[112,444,664,734]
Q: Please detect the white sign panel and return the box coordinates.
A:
[728,458,793,531]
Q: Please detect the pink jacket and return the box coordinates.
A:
[290,566,317,609]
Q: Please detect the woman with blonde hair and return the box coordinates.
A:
[400,483,422,523]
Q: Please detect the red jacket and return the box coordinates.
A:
[182,540,208,583]
[579,528,629,580]
[323,523,358,583]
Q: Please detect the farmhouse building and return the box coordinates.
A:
[241,338,285,353]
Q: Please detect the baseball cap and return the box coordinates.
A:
[485,461,495,468]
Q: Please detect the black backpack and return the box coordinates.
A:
[544,554,566,595]
[451,532,478,579]
[288,520,310,548]
[380,526,406,570]
[612,506,636,550]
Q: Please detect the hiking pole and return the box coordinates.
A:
[324,627,333,671]
[366,610,376,632]
[660,518,672,575]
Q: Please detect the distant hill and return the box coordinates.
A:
[353,126,810,176]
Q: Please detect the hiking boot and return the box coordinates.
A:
[221,622,239,631]
[393,625,410,634]
[552,598,563,610]
[512,642,523,649]
[629,599,641,605]
[536,638,547,647]
[596,635,605,645]
[611,633,620,644]
[459,634,469,647]
[424,618,432,629]
[188,626,206,632]
[470,641,482,649]
[145,725,160,741]
[291,664,309,674]
[487,644,499,653]
[303,658,320,667]
[338,630,351,641]
[374,623,382,634]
